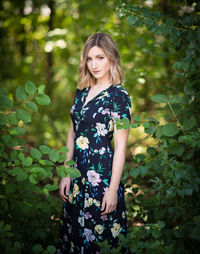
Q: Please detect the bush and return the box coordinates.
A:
[0,81,80,253]
[99,1,200,253]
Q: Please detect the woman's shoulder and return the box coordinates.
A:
[112,83,130,96]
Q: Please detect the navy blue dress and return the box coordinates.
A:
[57,83,131,254]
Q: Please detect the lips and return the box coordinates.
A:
[93,71,100,74]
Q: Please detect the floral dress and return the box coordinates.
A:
[57,83,132,254]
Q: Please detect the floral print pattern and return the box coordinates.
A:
[57,83,131,254]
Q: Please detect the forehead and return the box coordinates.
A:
[87,46,105,57]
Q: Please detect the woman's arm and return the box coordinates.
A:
[109,125,129,192]
[101,125,129,215]
[63,118,75,169]
[59,118,75,202]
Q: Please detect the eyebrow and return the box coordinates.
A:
[87,54,104,58]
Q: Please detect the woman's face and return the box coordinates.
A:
[86,46,111,83]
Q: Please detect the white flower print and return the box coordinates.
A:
[83,228,95,242]
[87,170,101,186]
[93,147,106,155]
[76,136,89,150]
[99,147,106,155]
[111,223,122,238]
[78,216,84,227]
[96,122,108,136]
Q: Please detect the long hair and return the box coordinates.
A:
[77,32,124,89]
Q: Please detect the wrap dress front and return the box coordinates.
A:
[57,83,132,254]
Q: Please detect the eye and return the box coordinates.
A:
[86,57,91,62]
[98,56,104,60]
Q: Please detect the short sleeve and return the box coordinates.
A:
[111,86,132,125]
[70,88,80,115]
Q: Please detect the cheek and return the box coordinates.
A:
[102,59,110,70]
[87,62,92,71]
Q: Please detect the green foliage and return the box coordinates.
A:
[99,1,200,253]
[0,81,81,253]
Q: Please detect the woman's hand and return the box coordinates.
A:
[59,176,71,202]
[101,188,118,215]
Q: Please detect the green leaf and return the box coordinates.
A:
[58,146,69,154]
[30,167,45,174]
[128,16,139,25]
[43,188,49,195]
[49,149,60,162]
[8,113,18,125]
[65,160,76,167]
[131,122,140,128]
[67,167,81,178]
[158,221,165,229]
[18,152,25,161]
[147,147,157,156]
[16,171,28,182]
[29,174,38,184]
[44,184,59,191]
[39,145,51,154]
[129,167,140,178]
[16,109,31,123]
[144,126,156,134]
[56,166,69,178]
[135,153,145,162]
[133,115,140,122]
[0,95,13,108]
[30,147,42,160]
[139,165,148,177]
[46,245,56,254]
[35,94,51,105]
[25,80,37,95]
[162,123,179,137]
[32,244,43,253]
[16,86,28,101]
[22,157,33,167]
[151,94,168,103]
[10,127,26,135]
[38,85,45,94]
[143,122,150,128]
[25,102,38,112]
[0,113,9,124]
[183,116,196,130]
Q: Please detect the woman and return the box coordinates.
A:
[57,32,132,254]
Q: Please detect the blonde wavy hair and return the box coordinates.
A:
[77,32,124,89]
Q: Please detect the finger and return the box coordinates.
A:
[101,204,110,215]
[59,186,69,201]
[101,199,106,212]
[101,207,109,215]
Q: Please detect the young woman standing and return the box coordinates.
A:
[57,32,132,254]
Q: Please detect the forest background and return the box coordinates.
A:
[0,0,200,253]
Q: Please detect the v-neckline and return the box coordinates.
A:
[82,84,114,109]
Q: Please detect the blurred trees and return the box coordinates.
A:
[0,0,180,149]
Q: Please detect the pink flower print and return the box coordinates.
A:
[85,212,92,219]
[87,170,101,186]
[102,187,108,195]
[102,108,110,115]
[101,214,108,221]
[111,112,120,120]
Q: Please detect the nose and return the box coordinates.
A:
[92,59,97,69]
